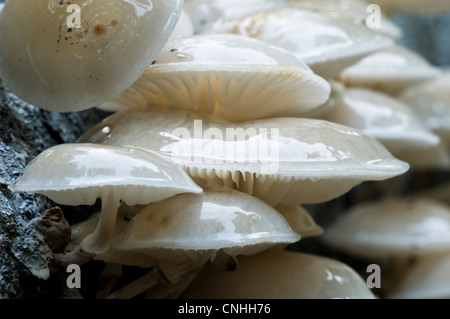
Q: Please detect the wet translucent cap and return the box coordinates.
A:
[322,197,450,261]
[100,33,331,121]
[338,45,442,95]
[113,189,301,261]
[0,0,183,112]
[181,247,376,299]
[207,8,394,78]
[319,87,440,154]
[79,108,410,206]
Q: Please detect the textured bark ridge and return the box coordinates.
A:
[0,81,108,299]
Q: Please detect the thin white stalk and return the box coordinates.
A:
[82,188,118,254]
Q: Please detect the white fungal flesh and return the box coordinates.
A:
[388,253,450,299]
[321,197,450,261]
[112,189,301,261]
[338,45,442,95]
[184,0,291,33]
[99,34,331,120]
[180,247,376,299]
[289,0,403,39]
[319,87,441,154]
[9,143,202,254]
[206,8,394,78]
[9,143,202,206]
[0,0,183,112]
[79,108,409,206]
[398,71,450,139]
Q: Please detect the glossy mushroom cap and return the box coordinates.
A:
[289,0,402,39]
[388,253,450,299]
[9,143,203,254]
[319,87,441,154]
[180,247,376,299]
[112,189,301,261]
[0,0,183,112]
[397,71,450,141]
[184,0,290,33]
[79,108,410,206]
[338,45,442,95]
[322,197,450,261]
[99,33,331,121]
[9,143,202,207]
[206,8,394,78]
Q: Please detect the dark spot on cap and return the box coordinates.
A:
[94,24,106,35]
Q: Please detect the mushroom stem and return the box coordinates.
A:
[81,188,118,255]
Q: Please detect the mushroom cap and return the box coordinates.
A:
[180,247,376,299]
[275,205,324,238]
[321,197,450,261]
[79,108,409,206]
[338,45,442,95]
[0,0,183,112]
[319,87,441,154]
[112,189,301,261]
[206,8,394,78]
[388,253,450,299]
[9,143,202,207]
[99,33,331,120]
[289,0,403,39]
[397,71,450,140]
[184,0,290,33]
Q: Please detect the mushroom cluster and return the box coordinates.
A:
[2,0,449,299]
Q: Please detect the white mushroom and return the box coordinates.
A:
[289,0,403,39]
[79,108,410,206]
[206,8,394,78]
[321,197,450,262]
[184,0,290,33]
[388,253,450,299]
[112,188,301,262]
[9,143,203,255]
[98,33,331,121]
[180,247,376,299]
[318,87,441,154]
[397,71,450,142]
[338,45,442,95]
[100,188,301,298]
[0,0,183,112]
